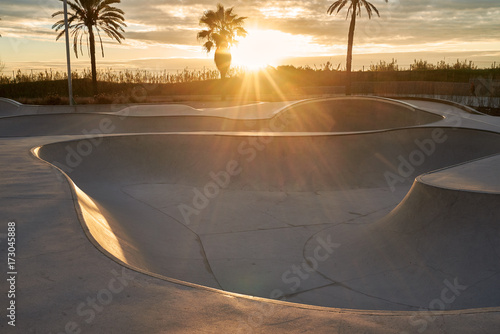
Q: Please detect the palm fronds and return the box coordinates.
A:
[52,0,126,59]
[197,3,247,53]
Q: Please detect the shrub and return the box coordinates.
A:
[44,93,63,105]
[93,93,114,104]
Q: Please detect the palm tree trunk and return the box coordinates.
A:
[88,24,98,96]
[345,5,357,96]
[214,48,231,79]
[215,48,231,101]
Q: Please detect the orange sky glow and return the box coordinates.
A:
[0,1,499,73]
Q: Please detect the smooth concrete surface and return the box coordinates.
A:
[1,96,500,333]
[0,98,291,119]
[36,128,500,311]
[420,154,500,193]
[0,97,442,137]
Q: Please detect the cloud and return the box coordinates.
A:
[0,0,499,60]
[125,29,198,46]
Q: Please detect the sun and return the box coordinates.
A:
[232,29,299,70]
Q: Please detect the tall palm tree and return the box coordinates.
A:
[52,0,126,95]
[0,19,3,72]
[197,3,247,79]
[327,0,387,95]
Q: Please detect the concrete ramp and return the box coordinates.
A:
[305,154,500,310]
[0,97,23,116]
[1,97,441,136]
[36,126,500,310]
[280,97,441,132]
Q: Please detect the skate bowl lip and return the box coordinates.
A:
[28,97,500,313]
[0,96,451,138]
[34,141,500,318]
[32,128,500,312]
[1,96,443,122]
[417,152,500,194]
[0,96,447,138]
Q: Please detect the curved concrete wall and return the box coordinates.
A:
[35,128,500,310]
[1,97,442,136]
[305,161,500,310]
[279,97,442,132]
[39,128,500,191]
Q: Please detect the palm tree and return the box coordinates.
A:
[0,19,4,71]
[0,18,4,71]
[197,3,247,79]
[327,0,387,95]
[52,0,126,95]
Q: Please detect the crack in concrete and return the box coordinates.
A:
[119,186,224,290]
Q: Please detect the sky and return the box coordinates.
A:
[1,0,500,74]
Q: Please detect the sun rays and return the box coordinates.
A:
[231,28,324,71]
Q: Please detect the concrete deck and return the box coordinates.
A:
[1,96,499,333]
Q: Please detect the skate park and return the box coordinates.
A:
[1,96,500,332]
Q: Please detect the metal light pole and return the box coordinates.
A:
[63,0,74,105]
